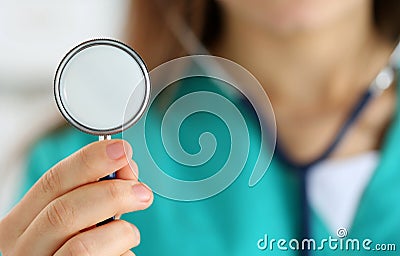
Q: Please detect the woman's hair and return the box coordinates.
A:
[126,0,400,70]
[374,0,400,42]
[125,0,219,69]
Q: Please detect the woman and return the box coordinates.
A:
[1,0,399,255]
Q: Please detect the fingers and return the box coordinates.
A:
[117,159,139,180]
[16,180,152,255]
[116,160,139,220]
[53,220,140,256]
[3,140,133,239]
[121,250,136,256]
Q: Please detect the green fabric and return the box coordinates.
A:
[24,75,400,255]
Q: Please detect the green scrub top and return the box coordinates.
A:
[24,73,400,255]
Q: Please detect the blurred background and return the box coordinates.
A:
[0,0,131,218]
[1,0,399,222]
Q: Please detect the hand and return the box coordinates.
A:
[0,139,153,256]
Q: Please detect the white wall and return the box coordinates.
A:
[0,0,130,218]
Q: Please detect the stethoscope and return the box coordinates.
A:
[274,49,398,256]
[53,36,399,250]
[54,39,151,225]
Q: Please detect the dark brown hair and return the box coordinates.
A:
[374,0,400,42]
[126,0,400,70]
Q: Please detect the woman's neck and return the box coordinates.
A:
[213,2,394,106]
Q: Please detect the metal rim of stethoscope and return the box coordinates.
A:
[54,38,151,136]
[369,42,399,94]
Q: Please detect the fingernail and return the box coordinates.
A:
[130,223,141,240]
[132,167,138,178]
[132,184,152,202]
[130,161,139,178]
[106,142,125,160]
